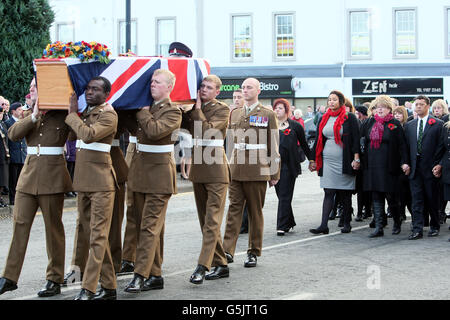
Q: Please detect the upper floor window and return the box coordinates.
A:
[349,11,370,59]
[156,18,176,56]
[56,22,75,43]
[394,8,417,58]
[274,13,295,60]
[232,14,252,61]
[118,19,137,55]
[446,7,450,57]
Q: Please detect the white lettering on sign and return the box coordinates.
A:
[260,82,279,91]
[362,80,389,94]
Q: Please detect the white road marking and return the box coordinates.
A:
[9,224,370,300]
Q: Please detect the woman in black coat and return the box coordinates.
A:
[273,99,312,236]
[360,95,410,237]
[309,90,361,235]
[0,114,9,207]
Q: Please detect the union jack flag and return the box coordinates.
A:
[63,57,210,112]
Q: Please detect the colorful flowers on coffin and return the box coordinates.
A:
[42,41,111,64]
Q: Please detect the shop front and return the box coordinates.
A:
[352,77,444,106]
[217,76,294,108]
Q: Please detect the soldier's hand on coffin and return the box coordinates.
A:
[179,104,193,112]
[195,90,202,110]
[69,92,79,114]
[32,97,41,119]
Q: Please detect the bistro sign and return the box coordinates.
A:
[353,78,443,96]
[218,77,294,99]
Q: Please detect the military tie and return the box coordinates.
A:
[417,119,424,154]
[246,107,251,116]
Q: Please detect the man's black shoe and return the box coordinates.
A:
[63,270,83,287]
[225,252,234,264]
[93,287,117,300]
[74,288,95,300]
[118,260,134,275]
[0,277,17,295]
[392,225,401,235]
[408,232,423,240]
[244,253,257,268]
[142,276,164,291]
[37,280,61,298]
[309,227,329,235]
[189,265,207,285]
[124,274,144,293]
[205,266,229,280]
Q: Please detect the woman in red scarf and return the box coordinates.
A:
[309,91,361,234]
[360,95,410,237]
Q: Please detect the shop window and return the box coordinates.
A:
[274,13,295,60]
[231,14,252,61]
[349,10,371,59]
[394,8,417,58]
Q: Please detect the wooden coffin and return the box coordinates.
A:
[35,59,74,110]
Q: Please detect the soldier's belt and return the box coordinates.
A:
[137,143,174,153]
[234,143,267,150]
[27,146,64,156]
[111,139,120,147]
[76,140,112,153]
[129,136,137,144]
[192,139,224,147]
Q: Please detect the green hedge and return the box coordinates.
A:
[0,0,54,103]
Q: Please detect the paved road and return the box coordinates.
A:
[0,166,449,301]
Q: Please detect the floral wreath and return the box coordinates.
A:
[42,41,111,64]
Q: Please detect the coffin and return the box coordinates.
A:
[34,57,211,110]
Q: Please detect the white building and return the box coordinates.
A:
[49,0,450,110]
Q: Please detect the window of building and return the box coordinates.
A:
[274,13,295,60]
[56,22,75,43]
[118,19,137,55]
[394,8,417,57]
[156,18,176,56]
[446,7,450,57]
[349,11,371,59]
[232,15,252,61]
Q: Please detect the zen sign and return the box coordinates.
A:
[352,78,443,96]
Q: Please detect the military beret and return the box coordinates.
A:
[168,42,193,58]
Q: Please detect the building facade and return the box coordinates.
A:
[49,0,450,111]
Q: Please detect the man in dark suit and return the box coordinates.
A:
[4,102,27,205]
[404,95,445,240]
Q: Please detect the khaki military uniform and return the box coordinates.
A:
[223,103,280,257]
[121,111,139,264]
[127,98,181,278]
[181,99,230,269]
[65,104,118,293]
[2,111,72,284]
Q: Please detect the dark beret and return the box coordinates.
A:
[168,42,193,58]
[10,102,22,111]
[355,105,368,116]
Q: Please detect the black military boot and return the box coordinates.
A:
[369,202,384,238]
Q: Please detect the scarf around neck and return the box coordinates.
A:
[370,113,393,149]
[315,106,347,173]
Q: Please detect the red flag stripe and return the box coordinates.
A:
[107,59,150,101]
[168,59,190,102]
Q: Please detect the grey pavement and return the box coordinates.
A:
[0,166,449,301]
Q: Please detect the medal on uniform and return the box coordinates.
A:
[250,116,257,127]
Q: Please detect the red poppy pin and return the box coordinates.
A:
[388,123,397,131]
[428,118,436,126]
[284,129,291,136]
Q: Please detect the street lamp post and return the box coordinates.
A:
[126,0,131,52]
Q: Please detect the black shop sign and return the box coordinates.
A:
[353,78,443,96]
[217,77,293,99]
